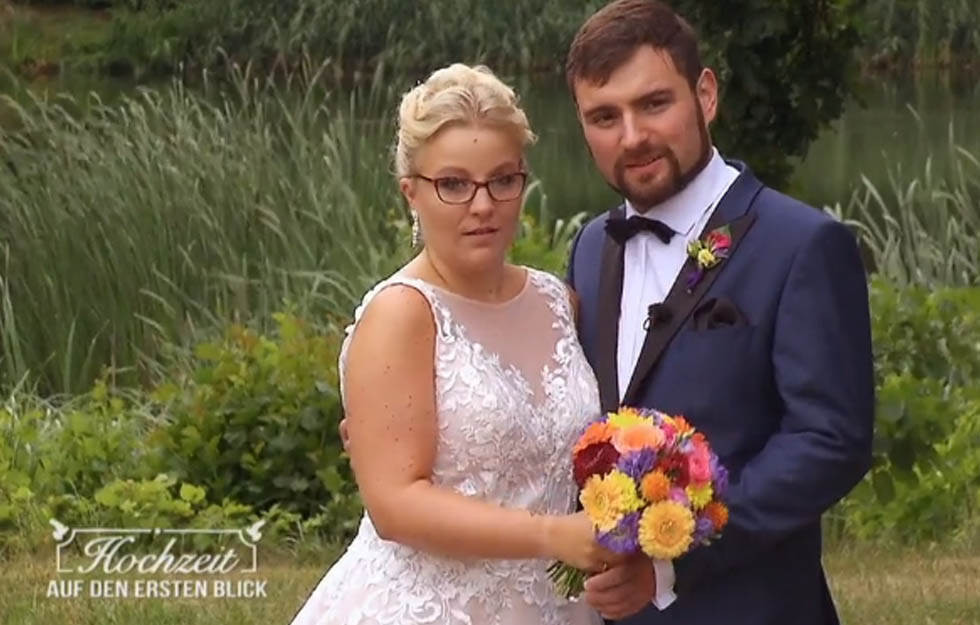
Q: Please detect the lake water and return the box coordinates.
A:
[5,69,978,218]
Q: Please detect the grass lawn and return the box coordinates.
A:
[1,543,977,624]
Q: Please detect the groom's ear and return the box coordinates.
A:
[695,68,719,125]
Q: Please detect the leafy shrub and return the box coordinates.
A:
[837,378,980,543]
[831,281,980,542]
[870,279,980,386]
[146,312,360,526]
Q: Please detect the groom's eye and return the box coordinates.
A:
[589,111,618,127]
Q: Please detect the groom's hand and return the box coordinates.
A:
[584,552,656,620]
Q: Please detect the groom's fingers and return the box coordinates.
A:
[583,556,656,620]
[584,564,631,592]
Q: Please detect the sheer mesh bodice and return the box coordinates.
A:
[289,267,602,625]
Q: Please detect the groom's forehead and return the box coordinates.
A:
[573,49,683,107]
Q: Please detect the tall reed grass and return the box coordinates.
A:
[0,61,411,394]
[0,61,577,395]
[861,0,980,68]
[825,125,980,287]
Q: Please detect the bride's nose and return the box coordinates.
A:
[467,186,496,217]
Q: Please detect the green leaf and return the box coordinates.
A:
[179,483,206,504]
[871,471,895,504]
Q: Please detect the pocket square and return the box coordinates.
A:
[692,297,749,331]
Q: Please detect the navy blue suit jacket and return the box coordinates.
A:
[566,162,875,625]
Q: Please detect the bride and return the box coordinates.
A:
[288,62,619,625]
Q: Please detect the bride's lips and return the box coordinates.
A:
[463,226,498,237]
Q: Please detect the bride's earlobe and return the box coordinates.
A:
[399,177,417,205]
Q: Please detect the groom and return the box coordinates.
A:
[564,1,875,623]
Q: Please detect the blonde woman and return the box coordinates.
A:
[288,63,616,625]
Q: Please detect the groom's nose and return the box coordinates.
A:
[621,112,649,151]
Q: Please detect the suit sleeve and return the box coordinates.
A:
[673,218,875,594]
[565,223,586,289]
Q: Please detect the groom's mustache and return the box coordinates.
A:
[617,143,675,169]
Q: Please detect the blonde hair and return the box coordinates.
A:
[394,63,537,178]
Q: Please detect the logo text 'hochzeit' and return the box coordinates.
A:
[46,518,269,600]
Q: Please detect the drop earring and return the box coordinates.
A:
[411,210,421,248]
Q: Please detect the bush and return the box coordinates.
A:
[146,312,360,526]
[831,281,980,543]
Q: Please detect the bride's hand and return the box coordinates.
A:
[543,512,627,573]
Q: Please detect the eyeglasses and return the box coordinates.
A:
[411,172,528,204]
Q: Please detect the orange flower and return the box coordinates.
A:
[640,470,671,502]
[703,501,729,531]
[573,422,615,454]
[672,416,695,436]
[612,424,666,454]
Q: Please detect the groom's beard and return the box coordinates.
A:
[609,103,712,211]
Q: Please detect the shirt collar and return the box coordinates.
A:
[625,147,729,237]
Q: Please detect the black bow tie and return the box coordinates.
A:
[605,215,675,245]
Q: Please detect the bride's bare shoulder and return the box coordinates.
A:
[350,280,436,348]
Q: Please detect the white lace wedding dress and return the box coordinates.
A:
[289,267,603,625]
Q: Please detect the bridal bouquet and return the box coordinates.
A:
[548,406,730,598]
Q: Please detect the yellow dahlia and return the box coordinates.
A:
[686,483,714,510]
[580,470,643,532]
[638,501,695,560]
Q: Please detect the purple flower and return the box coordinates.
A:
[693,515,716,545]
[668,487,690,508]
[616,449,657,481]
[597,512,640,554]
[710,455,729,496]
[685,268,704,291]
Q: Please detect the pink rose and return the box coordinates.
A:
[688,446,713,484]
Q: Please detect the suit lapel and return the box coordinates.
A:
[622,167,764,405]
[596,206,626,413]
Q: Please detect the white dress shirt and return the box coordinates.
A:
[615,148,740,609]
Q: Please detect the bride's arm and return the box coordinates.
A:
[343,284,618,570]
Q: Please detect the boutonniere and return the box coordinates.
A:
[685,225,732,292]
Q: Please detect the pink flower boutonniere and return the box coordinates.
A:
[685,226,732,292]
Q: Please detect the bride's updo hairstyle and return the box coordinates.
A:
[394,63,537,178]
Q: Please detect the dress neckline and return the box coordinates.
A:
[395,266,532,310]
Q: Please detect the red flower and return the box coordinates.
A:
[573,442,620,488]
[705,229,731,250]
[657,452,690,488]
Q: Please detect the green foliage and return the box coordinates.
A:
[670,0,863,186]
[830,281,980,543]
[826,139,980,288]
[146,312,360,525]
[0,66,408,395]
[509,182,587,278]
[869,280,980,386]
[858,0,980,69]
[4,0,865,187]
[839,379,980,543]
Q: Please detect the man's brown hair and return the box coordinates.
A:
[565,0,703,97]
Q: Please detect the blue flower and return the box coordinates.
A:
[597,511,640,554]
[616,448,658,482]
[693,515,716,545]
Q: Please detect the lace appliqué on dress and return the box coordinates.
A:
[289,269,602,625]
